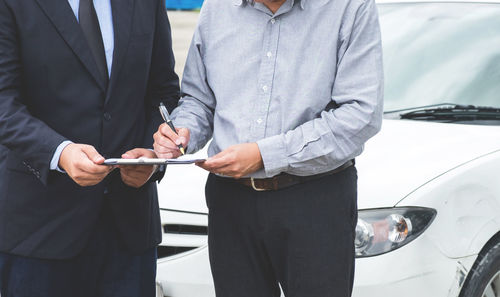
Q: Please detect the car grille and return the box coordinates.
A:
[157,210,209,260]
[157,223,208,259]
[157,246,197,259]
[163,224,208,235]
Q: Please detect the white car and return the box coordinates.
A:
[155,1,500,296]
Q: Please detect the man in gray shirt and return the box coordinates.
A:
[154,0,383,295]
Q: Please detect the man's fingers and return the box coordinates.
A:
[196,162,210,171]
[201,155,231,171]
[82,167,112,176]
[196,145,253,178]
[176,128,190,147]
[196,162,227,173]
[76,157,112,175]
[176,137,185,147]
[204,149,232,164]
[198,149,233,171]
[120,166,151,176]
[154,134,179,150]
[153,143,179,159]
[196,162,238,178]
[119,165,155,189]
[81,145,105,164]
[121,175,141,188]
[157,125,189,147]
[122,148,156,159]
[122,149,141,159]
[121,173,144,185]
[160,123,181,143]
[154,125,190,158]
[207,149,230,160]
[72,170,109,186]
[62,143,115,187]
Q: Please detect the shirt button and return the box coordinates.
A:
[262,85,268,92]
[103,112,112,121]
[271,18,276,24]
[257,118,263,124]
[266,51,272,58]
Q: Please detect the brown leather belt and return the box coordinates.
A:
[228,160,354,191]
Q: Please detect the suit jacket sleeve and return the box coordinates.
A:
[143,0,179,148]
[143,0,180,182]
[0,0,67,186]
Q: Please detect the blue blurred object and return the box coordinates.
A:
[166,0,204,10]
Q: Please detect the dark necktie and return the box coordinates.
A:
[79,0,109,85]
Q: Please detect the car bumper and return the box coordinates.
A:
[156,209,214,297]
[157,236,477,297]
[353,234,477,297]
[157,246,215,297]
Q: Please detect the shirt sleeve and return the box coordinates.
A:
[50,140,73,172]
[257,0,384,177]
[171,17,216,154]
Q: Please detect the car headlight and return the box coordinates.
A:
[355,207,436,258]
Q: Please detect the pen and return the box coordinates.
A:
[159,102,185,155]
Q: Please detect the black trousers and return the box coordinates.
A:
[0,199,157,297]
[205,165,358,297]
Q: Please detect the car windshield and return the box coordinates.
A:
[378,3,500,112]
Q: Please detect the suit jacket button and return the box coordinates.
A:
[103,112,112,121]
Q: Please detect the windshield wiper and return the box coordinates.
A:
[384,103,459,114]
[399,104,500,121]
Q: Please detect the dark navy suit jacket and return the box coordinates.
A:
[0,0,179,259]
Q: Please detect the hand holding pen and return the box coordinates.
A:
[154,103,189,158]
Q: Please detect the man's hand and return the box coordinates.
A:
[197,143,264,179]
[119,148,158,188]
[153,123,190,159]
[59,144,113,187]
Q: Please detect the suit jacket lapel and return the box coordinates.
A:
[106,0,135,105]
[35,0,107,92]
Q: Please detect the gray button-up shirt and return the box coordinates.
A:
[172,0,384,178]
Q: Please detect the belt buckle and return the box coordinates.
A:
[250,177,267,191]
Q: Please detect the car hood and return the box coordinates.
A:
[357,119,500,209]
[158,119,500,213]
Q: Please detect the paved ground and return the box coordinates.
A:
[167,11,200,78]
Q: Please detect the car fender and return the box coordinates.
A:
[396,149,500,259]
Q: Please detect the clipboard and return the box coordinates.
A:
[103,158,206,166]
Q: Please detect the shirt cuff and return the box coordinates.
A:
[50,140,73,173]
[256,134,289,178]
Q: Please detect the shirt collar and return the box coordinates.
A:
[233,0,306,10]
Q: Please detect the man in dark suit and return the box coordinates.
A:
[0,0,179,295]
